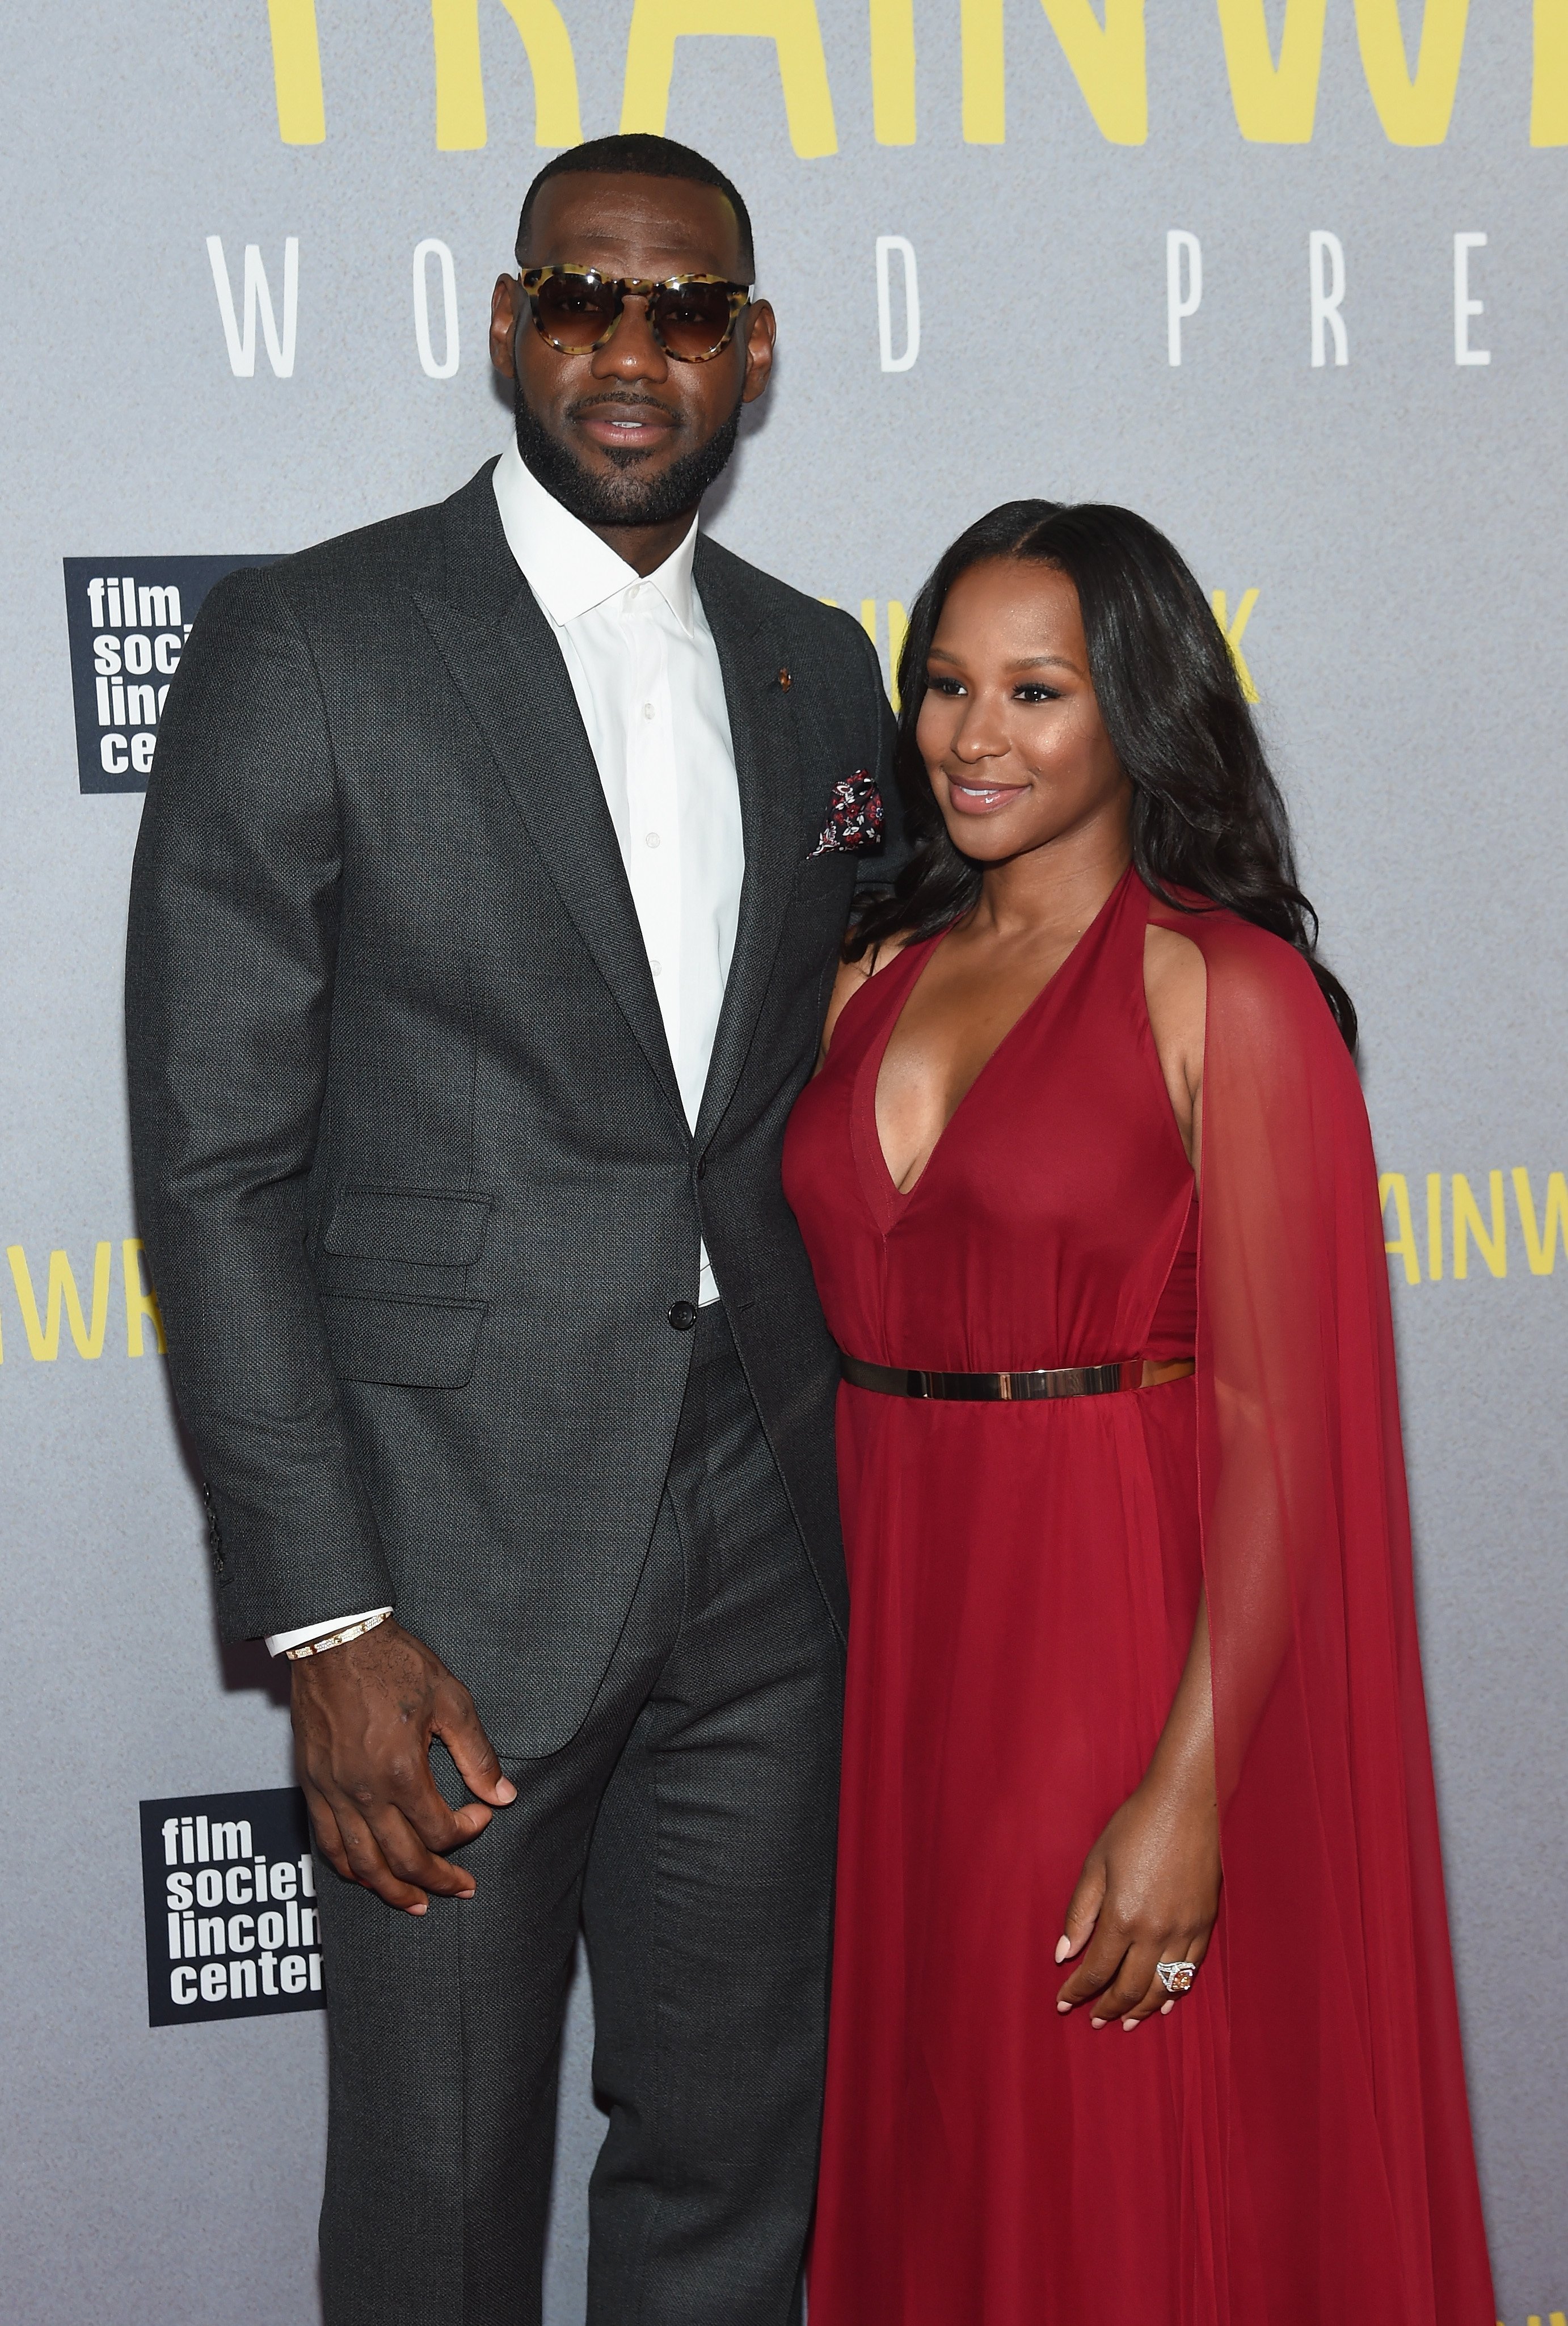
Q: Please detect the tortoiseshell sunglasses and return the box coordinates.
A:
[519,266,752,363]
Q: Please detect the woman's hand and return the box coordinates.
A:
[1053,1772,1221,2030]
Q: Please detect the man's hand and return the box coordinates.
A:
[291,1620,515,1914]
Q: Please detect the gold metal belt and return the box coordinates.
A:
[839,1353,1195,1403]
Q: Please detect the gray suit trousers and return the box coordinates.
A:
[315,1304,844,2326]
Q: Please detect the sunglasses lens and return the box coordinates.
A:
[653,281,737,360]
[535,272,618,350]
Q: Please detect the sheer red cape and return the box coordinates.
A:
[1164,897,1494,2321]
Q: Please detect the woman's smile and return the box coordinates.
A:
[945,773,1029,815]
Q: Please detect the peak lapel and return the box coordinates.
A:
[412,475,686,1133]
[696,550,804,1150]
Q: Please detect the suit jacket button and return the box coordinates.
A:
[668,1300,698,1331]
[696,1158,707,1180]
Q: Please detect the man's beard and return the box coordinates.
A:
[513,381,744,530]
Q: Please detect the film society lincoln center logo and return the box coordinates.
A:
[63,556,277,794]
[140,1785,324,2028]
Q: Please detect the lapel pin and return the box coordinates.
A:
[777,666,792,691]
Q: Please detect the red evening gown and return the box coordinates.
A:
[783,868,1494,2326]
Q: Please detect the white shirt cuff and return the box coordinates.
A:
[265,1607,393,1657]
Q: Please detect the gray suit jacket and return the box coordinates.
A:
[125,461,897,1756]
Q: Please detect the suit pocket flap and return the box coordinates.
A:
[323,1294,486,1389]
[323,1187,491,1266]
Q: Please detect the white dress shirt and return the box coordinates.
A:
[267,440,745,1655]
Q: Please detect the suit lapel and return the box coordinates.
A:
[412,470,687,1133]
[696,541,805,1149]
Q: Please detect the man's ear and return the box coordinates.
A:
[490,275,521,381]
[741,300,777,406]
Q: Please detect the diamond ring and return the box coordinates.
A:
[1156,1961,1197,1995]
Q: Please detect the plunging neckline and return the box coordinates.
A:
[865,866,1133,1205]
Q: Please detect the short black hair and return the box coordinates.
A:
[516,133,755,279]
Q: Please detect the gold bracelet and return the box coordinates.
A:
[284,1609,394,1661]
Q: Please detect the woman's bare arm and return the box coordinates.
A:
[1053,1596,1219,2028]
[1142,921,1206,1177]
[1053,920,1217,2032]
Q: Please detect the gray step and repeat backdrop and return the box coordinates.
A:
[3,4,1565,2320]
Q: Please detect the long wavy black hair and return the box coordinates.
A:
[850,500,1356,1052]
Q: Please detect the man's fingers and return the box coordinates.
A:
[304,1726,499,1913]
[300,1784,353,1885]
[317,1778,491,1912]
[327,1796,433,1914]
[356,1798,480,1903]
[435,1687,516,1807]
[378,1745,495,1858]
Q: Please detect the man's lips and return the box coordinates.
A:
[574,399,680,452]
[947,776,1027,815]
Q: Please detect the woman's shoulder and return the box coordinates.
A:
[819,931,916,1061]
[1146,897,1359,1118]
[1145,889,1324,1012]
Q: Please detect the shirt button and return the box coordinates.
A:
[644,831,661,849]
[642,702,656,720]
[668,1300,698,1331]
[650,959,663,977]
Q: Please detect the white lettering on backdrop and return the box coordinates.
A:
[205,235,300,378]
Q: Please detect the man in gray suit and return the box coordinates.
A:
[126,134,895,2326]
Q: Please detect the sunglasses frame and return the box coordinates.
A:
[519,266,753,363]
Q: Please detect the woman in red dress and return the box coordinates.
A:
[784,502,1494,2324]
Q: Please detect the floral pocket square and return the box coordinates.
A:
[810,770,884,859]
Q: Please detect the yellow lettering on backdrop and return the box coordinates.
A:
[1216,0,1327,142]
[887,600,909,709]
[122,1239,168,1358]
[1426,1172,1443,1282]
[1210,589,1261,702]
[432,0,583,153]
[961,0,1006,141]
[1452,1170,1506,1279]
[1354,0,1468,146]
[268,0,326,144]
[963,0,1147,145]
[1536,0,1568,142]
[871,0,917,145]
[853,600,911,711]
[1379,1174,1421,1284]
[1512,1168,1568,1274]
[621,0,838,159]
[6,1244,112,1361]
